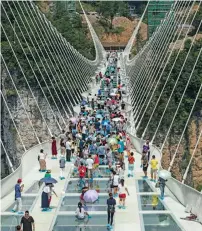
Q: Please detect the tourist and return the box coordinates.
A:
[118,179,129,209]
[141,151,148,178]
[143,139,150,161]
[59,156,66,180]
[65,138,72,162]
[117,138,124,154]
[20,211,35,231]
[86,154,94,179]
[51,137,57,159]
[60,138,66,157]
[107,193,116,229]
[159,177,167,200]
[41,183,51,211]
[150,155,158,182]
[128,152,135,177]
[75,202,90,219]
[59,129,66,140]
[112,171,119,197]
[44,170,51,178]
[38,149,47,172]
[12,179,24,214]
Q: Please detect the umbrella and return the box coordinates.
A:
[158,170,171,180]
[112,117,122,122]
[40,177,58,184]
[83,190,99,203]
[108,137,118,145]
[96,114,102,119]
[70,117,77,122]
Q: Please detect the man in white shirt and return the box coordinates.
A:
[112,171,119,197]
[66,138,72,162]
[86,154,94,179]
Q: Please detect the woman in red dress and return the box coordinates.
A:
[51,137,57,159]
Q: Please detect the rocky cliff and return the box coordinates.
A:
[1,68,64,178]
[161,115,202,190]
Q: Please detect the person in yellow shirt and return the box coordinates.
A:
[150,155,158,182]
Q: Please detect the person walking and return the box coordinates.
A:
[143,139,150,161]
[59,156,66,180]
[12,179,24,214]
[65,138,72,162]
[41,183,51,211]
[141,151,148,178]
[51,137,57,159]
[60,138,66,157]
[107,193,116,229]
[112,171,119,197]
[159,177,167,200]
[118,179,129,209]
[150,155,158,182]
[86,154,94,179]
[38,149,47,172]
[128,152,135,177]
[20,211,35,231]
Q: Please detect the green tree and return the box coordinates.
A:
[97,1,129,29]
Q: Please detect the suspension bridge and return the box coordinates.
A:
[1,1,202,231]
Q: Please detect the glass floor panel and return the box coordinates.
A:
[60,195,108,211]
[52,227,108,231]
[25,181,43,194]
[52,214,108,231]
[143,214,183,231]
[71,167,111,178]
[5,196,36,212]
[139,195,166,211]
[65,180,109,193]
[1,215,23,231]
[137,180,153,193]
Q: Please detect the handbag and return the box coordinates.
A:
[155,182,160,188]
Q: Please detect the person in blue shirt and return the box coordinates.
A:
[12,179,24,214]
[97,144,106,158]
[94,119,101,131]
[118,138,125,154]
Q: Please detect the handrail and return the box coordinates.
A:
[1,139,52,198]
[125,100,202,220]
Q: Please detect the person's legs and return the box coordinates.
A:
[154,170,157,182]
[151,169,153,180]
[107,210,110,225]
[67,150,71,161]
[60,168,64,178]
[123,198,126,207]
[110,212,114,226]
[66,149,68,161]
[160,184,165,199]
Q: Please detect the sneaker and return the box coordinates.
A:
[110,225,113,229]
[118,205,122,209]
[107,224,110,228]
[122,206,126,209]
[150,179,153,181]
[11,209,16,213]
[160,196,164,200]
[17,211,24,215]
[128,174,130,177]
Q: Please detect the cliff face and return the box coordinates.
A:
[161,115,202,190]
[1,69,64,178]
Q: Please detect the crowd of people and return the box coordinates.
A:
[11,52,166,231]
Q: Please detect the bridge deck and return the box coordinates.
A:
[1,62,202,231]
